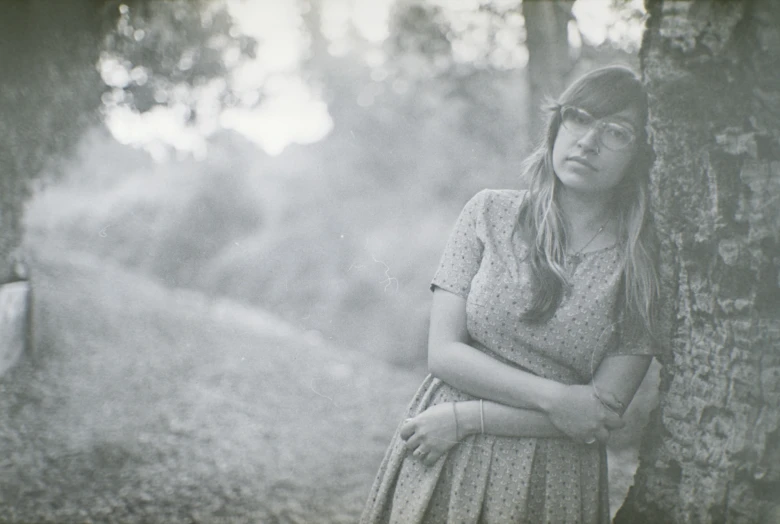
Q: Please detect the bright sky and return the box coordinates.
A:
[99,0,644,160]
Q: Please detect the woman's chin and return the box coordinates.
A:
[557,173,595,192]
[557,174,618,197]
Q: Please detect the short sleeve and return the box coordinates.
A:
[609,311,657,357]
[430,190,487,299]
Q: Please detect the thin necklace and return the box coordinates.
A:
[567,215,613,265]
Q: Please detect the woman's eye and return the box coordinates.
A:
[562,107,592,127]
[571,110,591,125]
[605,125,632,142]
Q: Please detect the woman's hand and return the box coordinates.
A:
[544,384,625,444]
[400,403,461,467]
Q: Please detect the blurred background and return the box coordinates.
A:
[2,0,657,522]
[27,0,644,366]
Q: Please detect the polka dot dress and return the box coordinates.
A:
[361,190,654,524]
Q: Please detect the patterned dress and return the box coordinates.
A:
[361,189,653,524]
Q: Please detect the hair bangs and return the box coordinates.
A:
[559,67,648,126]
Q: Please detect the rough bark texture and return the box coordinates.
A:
[616,1,780,523]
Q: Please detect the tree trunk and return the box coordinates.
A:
[522,0,574,133]
[0,0,103,257]
[0,0,103,372]
[616,1,780,522]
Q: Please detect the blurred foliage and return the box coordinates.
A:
[26,64,531,366]
[0,0,255,269]
[99,0,256,122]
[22,0,641,368]
[387,0,526,77]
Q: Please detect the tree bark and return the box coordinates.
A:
[616,1,780,522]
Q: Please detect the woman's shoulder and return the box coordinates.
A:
[466,189,528,226]
[467,188,528,212]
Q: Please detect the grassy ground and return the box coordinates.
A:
[0,249,422,523]
[0,245,657,522]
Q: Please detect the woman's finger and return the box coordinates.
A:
[422,451,441,467]
[404,431,423,451]
[596,390,625,414]
[601,407,625,429]
[400,419,415,440]
[598,403,623,424]
[412,444,427,458]
[604,416,625,430]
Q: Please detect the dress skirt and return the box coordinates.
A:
[360,375,610,524]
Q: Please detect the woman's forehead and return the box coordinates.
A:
[568,85,646,125]
[603,105,642,129]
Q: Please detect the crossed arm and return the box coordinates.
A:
[401,288,652,466]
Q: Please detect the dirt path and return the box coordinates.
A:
[0,251,422,523]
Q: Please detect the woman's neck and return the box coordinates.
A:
[557,188,614,230]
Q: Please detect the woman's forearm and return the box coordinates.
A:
[457,400,566,439]
[427,291,566,412]
[429,340,565,412]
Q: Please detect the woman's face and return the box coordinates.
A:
[551,104,642,196]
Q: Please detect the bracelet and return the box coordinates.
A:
[452,402,460,441]
[479,399,485,435]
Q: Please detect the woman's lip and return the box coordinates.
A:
[567,156,597,170]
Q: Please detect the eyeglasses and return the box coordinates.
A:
[559,106,637,151]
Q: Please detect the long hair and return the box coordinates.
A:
[518,65,659,340]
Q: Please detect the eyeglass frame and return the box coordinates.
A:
[558,105,638,152]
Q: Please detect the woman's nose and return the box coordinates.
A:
[576,127,600,153]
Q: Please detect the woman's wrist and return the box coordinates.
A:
[538,382,568,414]
[455,401,482,437]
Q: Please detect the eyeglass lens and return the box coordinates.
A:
[561,107,635,151]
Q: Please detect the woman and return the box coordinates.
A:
[361,65,660,524]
